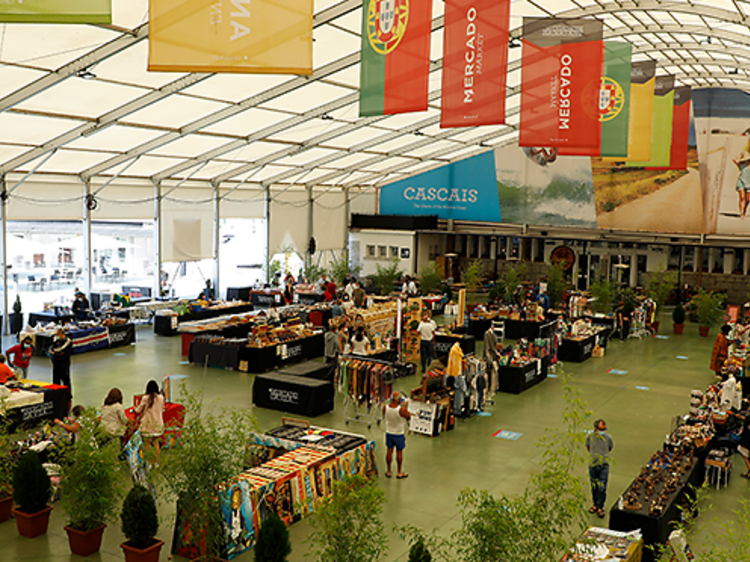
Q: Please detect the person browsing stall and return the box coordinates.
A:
[350,326,370,355]
[711,325,732,380]
[135,380,165,457]
[383,391,411,479]
[50,327,73,394]
[6,336,34,378]
[417,309,437,374]
[0,354,16,384]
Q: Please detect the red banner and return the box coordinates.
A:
[668,87,691,169]
[440,0,510,128]
[519,18,604,149]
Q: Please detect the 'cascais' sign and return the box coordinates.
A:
[403,187,479,203]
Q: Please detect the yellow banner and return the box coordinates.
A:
[625,76,656,161]
[149,0,313,75]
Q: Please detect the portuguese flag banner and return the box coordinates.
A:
[149,0,313,74]
[559,41,632,156]
[359,0,433,117]
[519,17,604,149]
[440,0,510,128]
[627,75,675,168]
[0,0,111,23]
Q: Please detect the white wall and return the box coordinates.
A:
[348,230,415,277]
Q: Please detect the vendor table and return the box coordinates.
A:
[251,290,283,309]
[295,292,325,305]
[308,308,332,328]
[558,331,608,363]
[188,333,324,372]
[29,323,136,356]
[28,310,74,327]
[497,356,548,394]
[252,373,334,417]
[585,313,617,331]
[6,381,70,430]
[503,319,547,340]
[226,286,253,301]
[609,458,700,561]
[278,360,333,380]
[154,302,254,336]
[434,334,475,357]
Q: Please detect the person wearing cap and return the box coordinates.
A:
[711,324,732,380]
[383,391,411,479]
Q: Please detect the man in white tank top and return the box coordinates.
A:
[383,391,411,479]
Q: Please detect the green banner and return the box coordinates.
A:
[600,42,632,158]
[626,75,675,168]
[0,0,111,24]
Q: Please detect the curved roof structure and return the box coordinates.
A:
[0,0,749,191]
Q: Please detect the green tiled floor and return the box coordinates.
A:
[1,315,746,561]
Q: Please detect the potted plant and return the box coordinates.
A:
[462,259,484,311]
[60,409,122,556]
[121,484,163,562]
[0,403,14,523]
[691,288,725,337]
[418,262,443,296]
[673,303,686,335]
[160,391,258,561]
[372,259,404,296]
[255,512,291,562]
[10,295,22,335]
[589,277,616,315]
[647,270,676,333]
[12,450,52,538]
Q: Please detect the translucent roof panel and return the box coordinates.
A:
[0,0,749,187]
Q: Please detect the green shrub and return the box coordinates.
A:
[419,262,443,295]
[372,259,403,296]
[13,451,51,514]
[673,303,686,325]
[256,512,291,562]
[409,536,433,562]
[121,485,159,549]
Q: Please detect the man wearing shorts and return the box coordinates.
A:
[384,391,411,479]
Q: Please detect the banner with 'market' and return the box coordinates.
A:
[519,17,603,149]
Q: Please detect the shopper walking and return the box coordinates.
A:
[383,391,411,479]
[50,327,73,394]
[586,419,614,518]
[417,309,437,374]
[711,324,732,379]
[6,336,34,378]
[135,380,165,457]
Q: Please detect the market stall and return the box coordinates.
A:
[252,373,334,417]
[497,357,548,394]
[250,290,284,309]
[294,285,325,305]
[2,380,70,430]
[434,332,475,356]
[558,323,608,363]
[563,527,643,562]
[23,318,136,356]
[28,309,74,327]
[154,300,254,336]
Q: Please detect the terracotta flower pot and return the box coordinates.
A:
[121,538,165,562]
[673,324,684,335]
[698,326,710,338]
[65,524,106,557]
[652,321,660,334]
[13,505,52,538]
[0,495,13,523]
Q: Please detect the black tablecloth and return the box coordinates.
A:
[226,287,253,301]
[497,356,548,394]
[7,384,70,431]
[296,292,325,305]
[28,311,75,327]
[559,334,597,362]
[610,459,701,561]
[108,322,136,348]
[154,303,255,336]
[252,373,334,417]
[277,360,333,380]
[434,334,475,357]
[251,291,283,309]
[504,319,548,340]
[188,341,241,369]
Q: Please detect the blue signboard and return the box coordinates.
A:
[379,151,501,222]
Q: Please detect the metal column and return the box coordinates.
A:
[1,176,8,336]
[82,178,93,297]
[265,187,271,283]
[153,180,162,298]
[307,186,314,272]
[212,181,221,298]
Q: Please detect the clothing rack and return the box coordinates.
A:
[336,355,395,429]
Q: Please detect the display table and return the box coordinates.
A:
[563,527,643,562]
[434,334,475,357]
[558,331,608,363]
[251,290,283,309]
[226,286,253,301]
[28,310,74,327]
[5,380,70,430]
[278,360,333,380]
[497,356,548,394]
[188,333,325,372]
[503,319,548,340]
[29,322,136,356]
[252,373,334,417]
[609,458,700,560]
[295,292,325,305]
[154,302,254,336]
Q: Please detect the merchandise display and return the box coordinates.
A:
[336,356,403,427]
[358,300,398,342]
[1,380,70,430]
[294,284,325,305]
[434,324,476,356]
[21,317,135,356]
[558,320,608,363]
[496,337,551,394]
[401,297,423,363]
[153,300,254,336]
[563,526,643,562]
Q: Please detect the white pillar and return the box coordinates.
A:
[1,176,7,335]
[82,178,93,297]
[212,182,221,298]
[724,249,734,275]
[153,180,162,298]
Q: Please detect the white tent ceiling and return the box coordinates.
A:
[1,0,749,192]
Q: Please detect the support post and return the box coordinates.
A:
[82,177,93,298]
[1,176,8,336]
[307,186,314,273]
[265,186,271,283]
[153,180,162,298]
[212,181,221,299]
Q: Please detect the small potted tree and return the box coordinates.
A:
[647,270,676,333]
[60,409,122,556]
[255,511,291,562]
[12,451,52,538]
[673,303,686,335]
[121,484,163,562]
[691,288,725,337]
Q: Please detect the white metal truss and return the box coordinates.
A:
[1,0,750,189]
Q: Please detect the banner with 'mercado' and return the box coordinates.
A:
[148,0,313,74]
[0,0,111,23]
[519,17,603,149]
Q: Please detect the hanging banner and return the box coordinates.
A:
[622,61,656,161]
[626,75,675,168]
[149,0,313,74]
[359,0,432,116]
[518,17,604,149]
[440,0,510,128]
[559,41,632,157]
[0,0,111,23]
[646,86,691,171]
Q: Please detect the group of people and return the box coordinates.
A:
[1,329,73,392]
